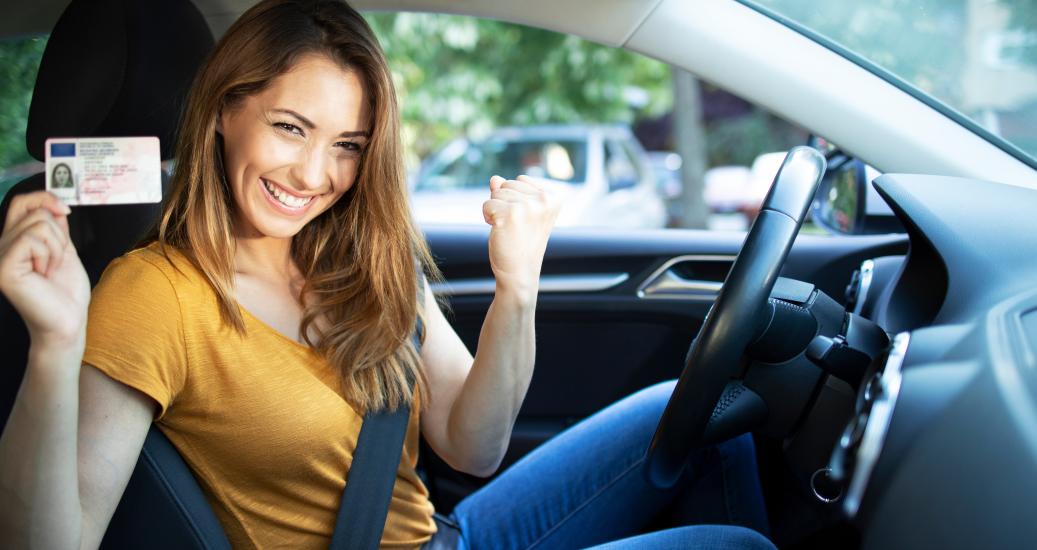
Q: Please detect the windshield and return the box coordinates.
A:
[418,137,588,191]
[746,0,1037,166]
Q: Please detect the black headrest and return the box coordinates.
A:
[26,0,214,161]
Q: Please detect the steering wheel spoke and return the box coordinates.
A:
[644,147,827,488]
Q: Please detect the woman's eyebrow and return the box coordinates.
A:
[272,108,370,138]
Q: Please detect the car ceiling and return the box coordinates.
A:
[5,0,1037,190]
[1,0,661,45]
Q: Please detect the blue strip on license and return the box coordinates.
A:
[50,142,76,157]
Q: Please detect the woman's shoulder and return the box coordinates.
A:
[96,242,208,303]
[113,241,199,279]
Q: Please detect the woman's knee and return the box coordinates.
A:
[620,379,677,415]
[593,379,677,435]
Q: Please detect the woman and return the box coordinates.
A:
[0,1,773,548]
[50,162,74,189]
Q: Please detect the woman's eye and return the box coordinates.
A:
[274,122,304,136]
[336,141,363,153]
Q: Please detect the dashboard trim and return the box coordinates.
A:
[988,290,1037,461]
[431,273,630,296]
[844,331,910,517]
[853,259,875,316]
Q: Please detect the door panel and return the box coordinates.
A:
[420,225,907,510]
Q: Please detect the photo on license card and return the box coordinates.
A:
[45,141,80,203]
[45,137,162,206]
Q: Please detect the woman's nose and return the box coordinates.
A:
[291,145,329,191]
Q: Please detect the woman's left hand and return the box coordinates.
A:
[482,175,562,302]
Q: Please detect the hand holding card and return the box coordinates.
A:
[0,190,90,348]
[45,137,162,206]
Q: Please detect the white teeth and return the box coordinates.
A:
[263,180,312,208]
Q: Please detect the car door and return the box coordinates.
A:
[420,224,907,509]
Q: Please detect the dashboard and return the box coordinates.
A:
[828,174,1037,548]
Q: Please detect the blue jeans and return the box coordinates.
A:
[445,381,774,550]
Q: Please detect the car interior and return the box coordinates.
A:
[2,0,1036,549]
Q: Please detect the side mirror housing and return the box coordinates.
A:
[811,155,903,235]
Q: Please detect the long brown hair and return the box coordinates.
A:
[150,0,441,412]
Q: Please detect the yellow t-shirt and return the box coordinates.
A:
[83,243,436,549]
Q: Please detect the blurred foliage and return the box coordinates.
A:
[365,13,674,166]
[0,36,45,172]
[706,109,803,167]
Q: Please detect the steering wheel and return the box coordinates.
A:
[644,146,826,488]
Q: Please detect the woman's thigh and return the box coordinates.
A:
[449,380,767,550]
[585,525,776,550]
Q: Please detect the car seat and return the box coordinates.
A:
[0,0,232,547]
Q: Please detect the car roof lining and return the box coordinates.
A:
[0,0,664,45]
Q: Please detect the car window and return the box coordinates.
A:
[618,139,648,182]
[369,13,825,233]
[0,35,46,202]
[418,137,588,192]
[1,19,830,235]
[604,139,641,192]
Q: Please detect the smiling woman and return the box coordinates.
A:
[0,1,776,549]
[219,59,369,227]
[217,57,368,241]
[157,2,430,397]
[0,0,445,545]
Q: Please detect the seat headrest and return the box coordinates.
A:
[26,0,214,161]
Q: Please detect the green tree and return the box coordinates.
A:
[365,13,673,165]
[706,109,803,167]
[0,36,46,173]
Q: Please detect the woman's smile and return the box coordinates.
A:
[259,177,319,215]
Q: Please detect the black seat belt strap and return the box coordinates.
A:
[329,402,412,550]
[329,269,426,550]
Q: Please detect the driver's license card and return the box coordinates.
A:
[44,137,162,206]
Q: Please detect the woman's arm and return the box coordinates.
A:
[420,175,559,477]
[0,360,155,549]
[1,345,85,548]
[0,191,154,549]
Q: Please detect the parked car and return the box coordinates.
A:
[645,150,683,226]
[410,124,667,228]
[645,150,683,201]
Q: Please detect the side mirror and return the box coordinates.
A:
[811,156,903,235]
[812,156,865,233]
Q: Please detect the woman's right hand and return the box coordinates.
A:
[0,191,90,349]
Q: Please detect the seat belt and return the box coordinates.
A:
[329,272,425,550]
[329,401,412,550]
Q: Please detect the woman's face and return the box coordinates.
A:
[54,165,71,186]
[218,54,370,241]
